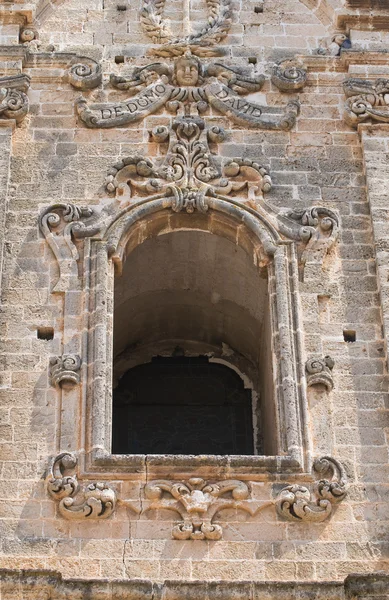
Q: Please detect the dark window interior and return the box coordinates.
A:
[112,356,255,455]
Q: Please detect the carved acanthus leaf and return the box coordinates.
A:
[145,478,264,540]
[277,206,339,264]
[0,74,30,124]
[343,78,389,127]
[275,456,347,522]
[39,203,101,292]
[47,453,117,520]
[50,355,81,387]
[68,59,102,90]
[271,59,307,92]
[305,355,334,391]
[104,116,272,209]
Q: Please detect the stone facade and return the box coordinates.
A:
[0,0,389,596]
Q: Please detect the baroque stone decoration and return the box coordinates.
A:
[305,356,335,391]
[49,355,82,387]
[0,74,30,124]
[276,456,347,522]
[271,59,307,91]
[316,34,351,56]
[47,453,117,520]
[140,0,232,57]
[77,53,300,130]
[68,58,102,90]
[105,116,272,208]
[344,78,389,127]
[144,478,267,540]
[39,203,101,292]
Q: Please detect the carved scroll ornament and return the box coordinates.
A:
[0,74,30,124]
[77,54,300,130]
[276,456,347,522]
[47,453,117,519]
[39,203,101,292]
[68,59,102,90]
[344,78,389,127]
[145,478,266,540]
[141,0,232,57]
[306,355,334,391]
[271,59,307,92]
[105,116,272,210]
[50,355,81,387]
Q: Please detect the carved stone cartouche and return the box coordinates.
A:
[77,54,300,130]
[275,456,347,522]
[145,478,262,540]
[105,115,272,209]
[0,74,30,124]
[50,355,81,387]
[305,356,335,391]
[47,453,117,519]
[343,78,389,127]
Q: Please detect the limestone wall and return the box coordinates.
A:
[0,0,388,589]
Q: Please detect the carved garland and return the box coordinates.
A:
[140,0,232,56]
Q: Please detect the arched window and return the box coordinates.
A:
[111,230,276,456]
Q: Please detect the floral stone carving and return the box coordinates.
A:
[39,203,101,292]
[77,53,300,130]
[343,78,389,127]
[306,356,334,391]
[145,478,264,539]
[47,453,117,519]
[50,355,81,387]
[275,456,347,522]
[0,74,30,124]
[140,0,232,57]
[105,115,271,210]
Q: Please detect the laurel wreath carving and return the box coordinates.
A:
[140,0,232,49]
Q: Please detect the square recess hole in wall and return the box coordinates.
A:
[37,327,54,341]
[115,55,125,64]
[343,329,356,343]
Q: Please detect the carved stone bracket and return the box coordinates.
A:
[105,116,272,209]
[144,478,266,540]
[277,206,339,264]
[47,453,117,519]
[344,78,389,127]
[50,355,81,387]
[140,0,232,57]
[271,59,307,92]
[68,59,102,90]
[275,456,347,522]
[39,203,101,292]
[306,356,334,391]
[0,74,30,124]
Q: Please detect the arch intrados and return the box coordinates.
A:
[105,198,280,276]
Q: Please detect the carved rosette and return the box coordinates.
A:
[145,478,262,540]
[306,356,334,391]
[47,453,117,519]
[39,203,101,292]
[68,60,102,90]
[50,355,81,387]
[271,60,307,92]
[275,457,347,522]
[0,74,30,124]
[104,116,272,208]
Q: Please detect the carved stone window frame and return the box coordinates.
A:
[40,195,338,479]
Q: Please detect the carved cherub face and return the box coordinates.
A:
[174,55,200,87]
